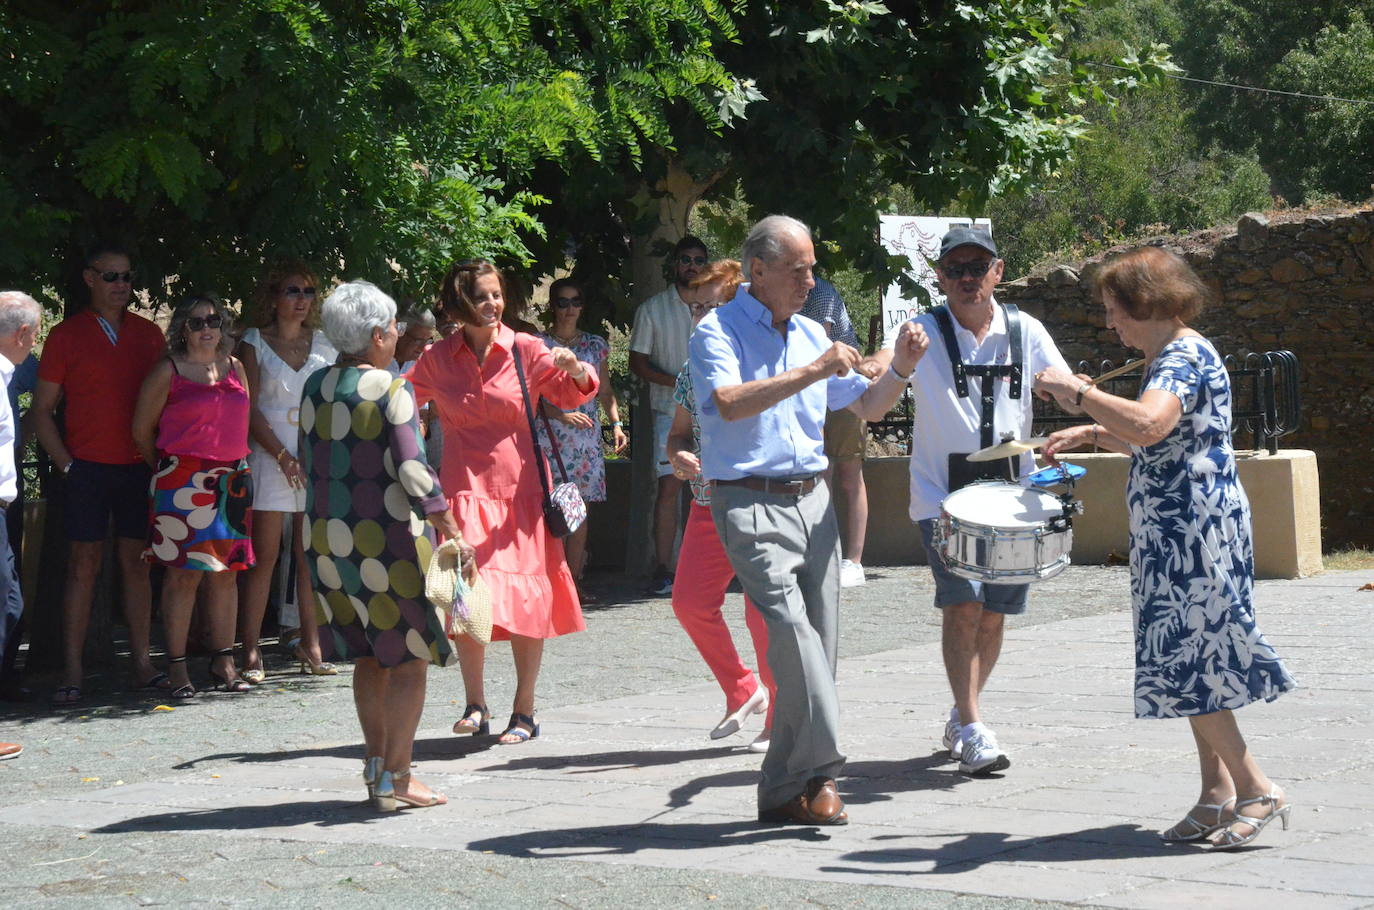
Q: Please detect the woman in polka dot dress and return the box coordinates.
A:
[301,280,474,811]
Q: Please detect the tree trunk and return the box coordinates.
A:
[623,158,720,577]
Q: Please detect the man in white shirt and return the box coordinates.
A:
[882,227,1070,776]
[0,291,40,761]
[629,235,708,596]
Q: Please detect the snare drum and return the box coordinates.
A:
[933,481,1075,583]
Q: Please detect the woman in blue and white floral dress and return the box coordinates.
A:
[1039,246,1295,851]
[535,278,627,596]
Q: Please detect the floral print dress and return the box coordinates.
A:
[535,331,610,502]
[1128,336,1296,719]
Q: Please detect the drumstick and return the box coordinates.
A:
[1088,359,1145,385]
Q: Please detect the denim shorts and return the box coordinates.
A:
[63,459,153,542]
[917,518,1029,615]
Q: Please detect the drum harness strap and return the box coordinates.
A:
[930,303,1023,450]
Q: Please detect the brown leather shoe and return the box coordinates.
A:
[0,742,22,760]
[758,776,848,826]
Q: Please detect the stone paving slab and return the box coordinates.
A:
[2,566,1373,907]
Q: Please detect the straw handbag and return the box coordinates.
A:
[425,538,493,645]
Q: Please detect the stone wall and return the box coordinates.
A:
[996,208,1374,550]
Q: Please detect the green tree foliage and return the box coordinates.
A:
[530,0,1173,319]
[1,0,1170,320]
[980,0,1272,276]
[988,88,1272,276]
[713,0,1174,293]
[1266,13,1374,203]
[1172,0,1374,204]
[0,0,740,309]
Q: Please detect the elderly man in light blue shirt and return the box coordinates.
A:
[690,215,929,826]
[0,291,41,761]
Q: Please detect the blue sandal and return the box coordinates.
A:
[452,703,490,736]
[498,712,539,744]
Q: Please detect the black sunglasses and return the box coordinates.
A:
[678,254,707,267]
[186,314,224,331]
[554,295,583,308]
[283,285,317,298]
[90,269,135,283]
[940,260,995,280]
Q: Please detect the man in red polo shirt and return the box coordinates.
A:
[33,244,167,704]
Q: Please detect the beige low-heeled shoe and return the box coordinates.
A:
[390,771,447,809]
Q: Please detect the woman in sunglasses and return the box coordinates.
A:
[409,259,597,745]
[236,259,340,682]
[534,278,627,598]
[132,296,255,697]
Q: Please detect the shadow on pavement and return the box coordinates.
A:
[89,798,398,834]
[471,744,742,775]
[469,818,841,857]
[839,755,967,804]
[824,823,1200,874]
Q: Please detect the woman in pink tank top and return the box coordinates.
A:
[132,295,255,698]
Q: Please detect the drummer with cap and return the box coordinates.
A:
[875,225,1071,775]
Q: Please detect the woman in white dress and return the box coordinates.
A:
[236,259,339,681]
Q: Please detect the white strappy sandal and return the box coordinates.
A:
[1212,788,1290,850]
[1158,796,1236,843]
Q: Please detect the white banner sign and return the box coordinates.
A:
[878,215,992,349]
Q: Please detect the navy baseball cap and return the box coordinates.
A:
[939,226,997,260]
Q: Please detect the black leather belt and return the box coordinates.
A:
[714,474,820,497]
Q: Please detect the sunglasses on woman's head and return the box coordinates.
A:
[554,295,582,308]
[283,285,316,298]
[939,261,994,280]
[89,269,135,283]
[186,314,223,331]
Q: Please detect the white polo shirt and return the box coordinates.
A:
[628,284,692,416]
[887,300,1069,521]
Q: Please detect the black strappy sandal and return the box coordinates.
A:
[208,649,251,693]
[167,655,196,699]
[497,712,540,745]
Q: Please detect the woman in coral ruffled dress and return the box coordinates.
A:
[408,259,597,745]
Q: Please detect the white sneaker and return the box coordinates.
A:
[959,723,1010,776]
[942,717,962,761]
[839,559,866,588]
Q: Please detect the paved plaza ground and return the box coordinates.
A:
[1,564,1371,908]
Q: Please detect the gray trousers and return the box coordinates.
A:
[711,480,844,811]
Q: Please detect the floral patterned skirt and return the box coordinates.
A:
[145,454,255,572]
